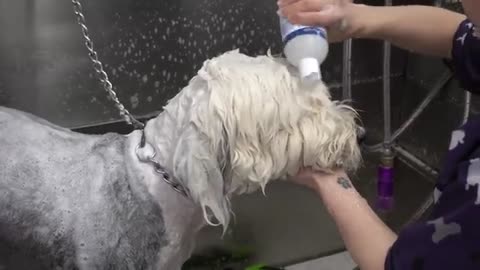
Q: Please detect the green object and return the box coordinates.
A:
[182,245,254,270]
[245,265,284,270]
[182,244,285,270]
[245,264,266,270]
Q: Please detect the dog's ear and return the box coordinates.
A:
[172,126,230,231]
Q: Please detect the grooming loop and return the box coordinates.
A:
[71,0,144,130]
[72,0,189,198]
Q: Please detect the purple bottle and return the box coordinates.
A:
[377,149,395,211]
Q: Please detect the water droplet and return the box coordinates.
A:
[130,94,139,109]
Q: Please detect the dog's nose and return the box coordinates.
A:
[357,126,366,144]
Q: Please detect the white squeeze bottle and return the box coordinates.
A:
[279,15,329,81]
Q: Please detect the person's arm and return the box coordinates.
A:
[296,169,397,270]
[352,5,465,58]
[279,1,466,58]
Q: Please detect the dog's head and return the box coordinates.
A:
[153,50,361,230]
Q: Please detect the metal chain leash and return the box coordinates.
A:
[72,0,189,198]
[71,0,144,130]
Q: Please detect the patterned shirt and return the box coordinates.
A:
[385,19,480,270]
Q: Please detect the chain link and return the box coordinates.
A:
[135,139,191,198]
[71,0,144,130]
[153,159,190,197]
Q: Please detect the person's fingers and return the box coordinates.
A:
[290,176,317,190]
[295,167,312,177]
[280,0,345,27]
[277,0,301,8]
[281,0,325,15]
[286,6,343,26]
[291,167,313,182]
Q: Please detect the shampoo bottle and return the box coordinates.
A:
[279,15,329,81]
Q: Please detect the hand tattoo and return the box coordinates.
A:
[337,177,352,189]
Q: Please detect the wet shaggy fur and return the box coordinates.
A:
[0,50,361,269]
[0,108,167,270]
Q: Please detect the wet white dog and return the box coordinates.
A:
[0,50,361,270]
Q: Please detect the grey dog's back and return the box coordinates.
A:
[0,107,167,270]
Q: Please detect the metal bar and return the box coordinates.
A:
[379,14,394,210]
[406,194,434,224]
[363,71,453,152]
[382,0,392,147]
[342,38,352,100]
[390,72,451,142]
[382,40,392,146]
[392,145,439,178]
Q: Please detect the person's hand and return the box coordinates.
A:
[292,167,349,193]
[277,0,359,43]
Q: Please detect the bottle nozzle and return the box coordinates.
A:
[299,58,321,81]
